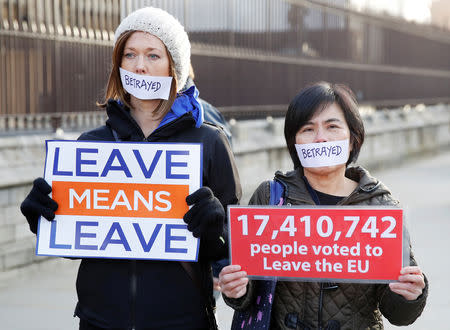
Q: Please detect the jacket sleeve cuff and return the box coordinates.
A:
[222,280,255,311]
[381,273,429,326]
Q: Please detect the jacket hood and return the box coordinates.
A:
[343,166,393,204]
[105,99,197,141]
[158,85,203,128]
[274,165,393,205]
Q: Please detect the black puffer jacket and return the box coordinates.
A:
[74,100,241,329]
[225,166,427,330]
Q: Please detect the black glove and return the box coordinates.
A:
[20,178,58,234]
[183,187,225,239]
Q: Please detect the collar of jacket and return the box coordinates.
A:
[105,99,197,141]
[274,165,392,205]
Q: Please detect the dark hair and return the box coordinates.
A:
[97,30,177,119]
[284,82,365,169]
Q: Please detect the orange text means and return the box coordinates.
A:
[52,181,189,219]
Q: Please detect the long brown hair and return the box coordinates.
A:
[97,30,178,119]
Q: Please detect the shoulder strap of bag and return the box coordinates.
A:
[231,179,285,330]
[269,179,286,206]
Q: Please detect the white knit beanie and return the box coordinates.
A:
[114,7,190,92]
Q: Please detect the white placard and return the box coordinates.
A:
[295,139,349,168]
[119,67,173,100]
[36,140,202,261]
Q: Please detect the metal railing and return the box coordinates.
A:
[1,0,449,116]
[0,110,106,133]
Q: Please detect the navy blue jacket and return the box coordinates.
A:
[74,100,241,329]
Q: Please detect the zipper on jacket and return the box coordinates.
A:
[146,113,195,141]
[318,282,339,330]
[130,260,137,330]
[318,283,324,330]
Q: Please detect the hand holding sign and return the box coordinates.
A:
[184,187,226,257]
[219,264,249,299]
[389,266,425,301]
[21,178,58,234]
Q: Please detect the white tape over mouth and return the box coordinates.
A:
[295,139,349,168]
[119,67,173,100]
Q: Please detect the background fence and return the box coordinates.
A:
[1,0,449,117]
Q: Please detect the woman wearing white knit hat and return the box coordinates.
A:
[20,7,241,330]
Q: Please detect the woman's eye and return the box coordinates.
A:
[148,54,160,60]
[124,53,135,59]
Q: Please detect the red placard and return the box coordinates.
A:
[228,206,404,282]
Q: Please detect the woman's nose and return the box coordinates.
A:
[314,127,327,143]
[135,55,146,74]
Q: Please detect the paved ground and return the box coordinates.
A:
[1,151,449,329]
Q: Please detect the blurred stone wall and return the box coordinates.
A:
[0,104,448,278]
